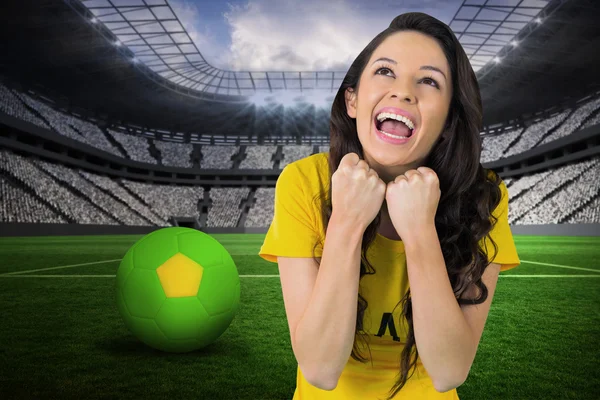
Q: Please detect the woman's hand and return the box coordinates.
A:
[331,152,387,232]
[385,166,441,243]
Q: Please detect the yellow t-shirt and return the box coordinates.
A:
[259,152,520,400]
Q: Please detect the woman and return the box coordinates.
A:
[259,12,520,400]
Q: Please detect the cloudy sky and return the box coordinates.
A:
[168,0,463,71]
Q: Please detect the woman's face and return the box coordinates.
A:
[345,30,453,182]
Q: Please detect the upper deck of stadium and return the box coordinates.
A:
[0,0,599,139]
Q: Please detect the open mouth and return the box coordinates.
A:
[374,116,415,138]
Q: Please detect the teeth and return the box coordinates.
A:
[376,112,415,130]
[379,129,410,139]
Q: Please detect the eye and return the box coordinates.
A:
[375,67,394,76]
[421,77,440,88]
[376,67,440,89]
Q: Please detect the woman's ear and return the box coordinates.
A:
[345,88,357,118]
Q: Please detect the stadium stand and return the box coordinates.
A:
[280,145,313,169]
[200,145,239,169]
[17,92,88,144]
[0,175,67,223]
[154,140,194,168]
[121,179,203,221]
[206,187,250,227]
[503,110,571,158]
[106,129,158,164]
[517,158,600,224]
[567,196,600,224]
[508,157,600,224]
[481,95,600,163]
[239,145,277,169]
[581,111,600,130]
[506,170,553,199]
[66,116,124,158]
[244,187,275,228]
[78,170,169,226]
[0,84,49,129]
[480,128,524,164]
[34,159,151,226]
[1,80,598,171]
[1,80,599,230]
[0,149,118,225]
[539,97,600,145]
[1,144,598,228]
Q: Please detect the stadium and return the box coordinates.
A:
[0,0,598,399]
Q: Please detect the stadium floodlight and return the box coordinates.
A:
[494,57,501,63]
[90,17,97,24]
[511,40,518,47]
[535,17,543,24]
[132,57,139,64]
[114,40,122,47]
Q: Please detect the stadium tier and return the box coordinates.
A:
[1,148,599,227]
[1,81,599,169]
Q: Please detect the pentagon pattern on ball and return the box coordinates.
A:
[156,252,203,298]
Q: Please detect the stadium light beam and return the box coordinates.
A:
[301,91,334,110]
[249,93,277,108]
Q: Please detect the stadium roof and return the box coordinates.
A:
[78,0,552,97]
[0,0,599,137]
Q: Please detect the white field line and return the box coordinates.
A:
[0,275,117,278]
[520,259,600,273]
[0,258,597,277]
[0,259,121,275]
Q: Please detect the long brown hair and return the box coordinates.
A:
[311,12,502,399]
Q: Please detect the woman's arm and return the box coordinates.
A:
[404,224,499,393]
[287,212,364,390]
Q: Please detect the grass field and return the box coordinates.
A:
[0,234,599,400]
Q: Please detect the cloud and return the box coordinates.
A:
[169,0,459,72]
[223,0,402,71]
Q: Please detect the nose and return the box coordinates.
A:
[390,78,416,103]
[391,93,415,103]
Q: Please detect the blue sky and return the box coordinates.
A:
[168,0,463,71]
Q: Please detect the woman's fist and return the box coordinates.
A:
[385,166,440,242]
[331,153,386,231]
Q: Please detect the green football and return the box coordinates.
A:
[116,227,240,353]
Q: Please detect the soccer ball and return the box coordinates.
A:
[116,227,240,353]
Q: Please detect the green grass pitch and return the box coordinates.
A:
[0,234,598,399]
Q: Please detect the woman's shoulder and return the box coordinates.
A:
[283,151,329,181]
[279,152,330,205]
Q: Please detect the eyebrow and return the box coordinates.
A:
[371,57,447,81]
